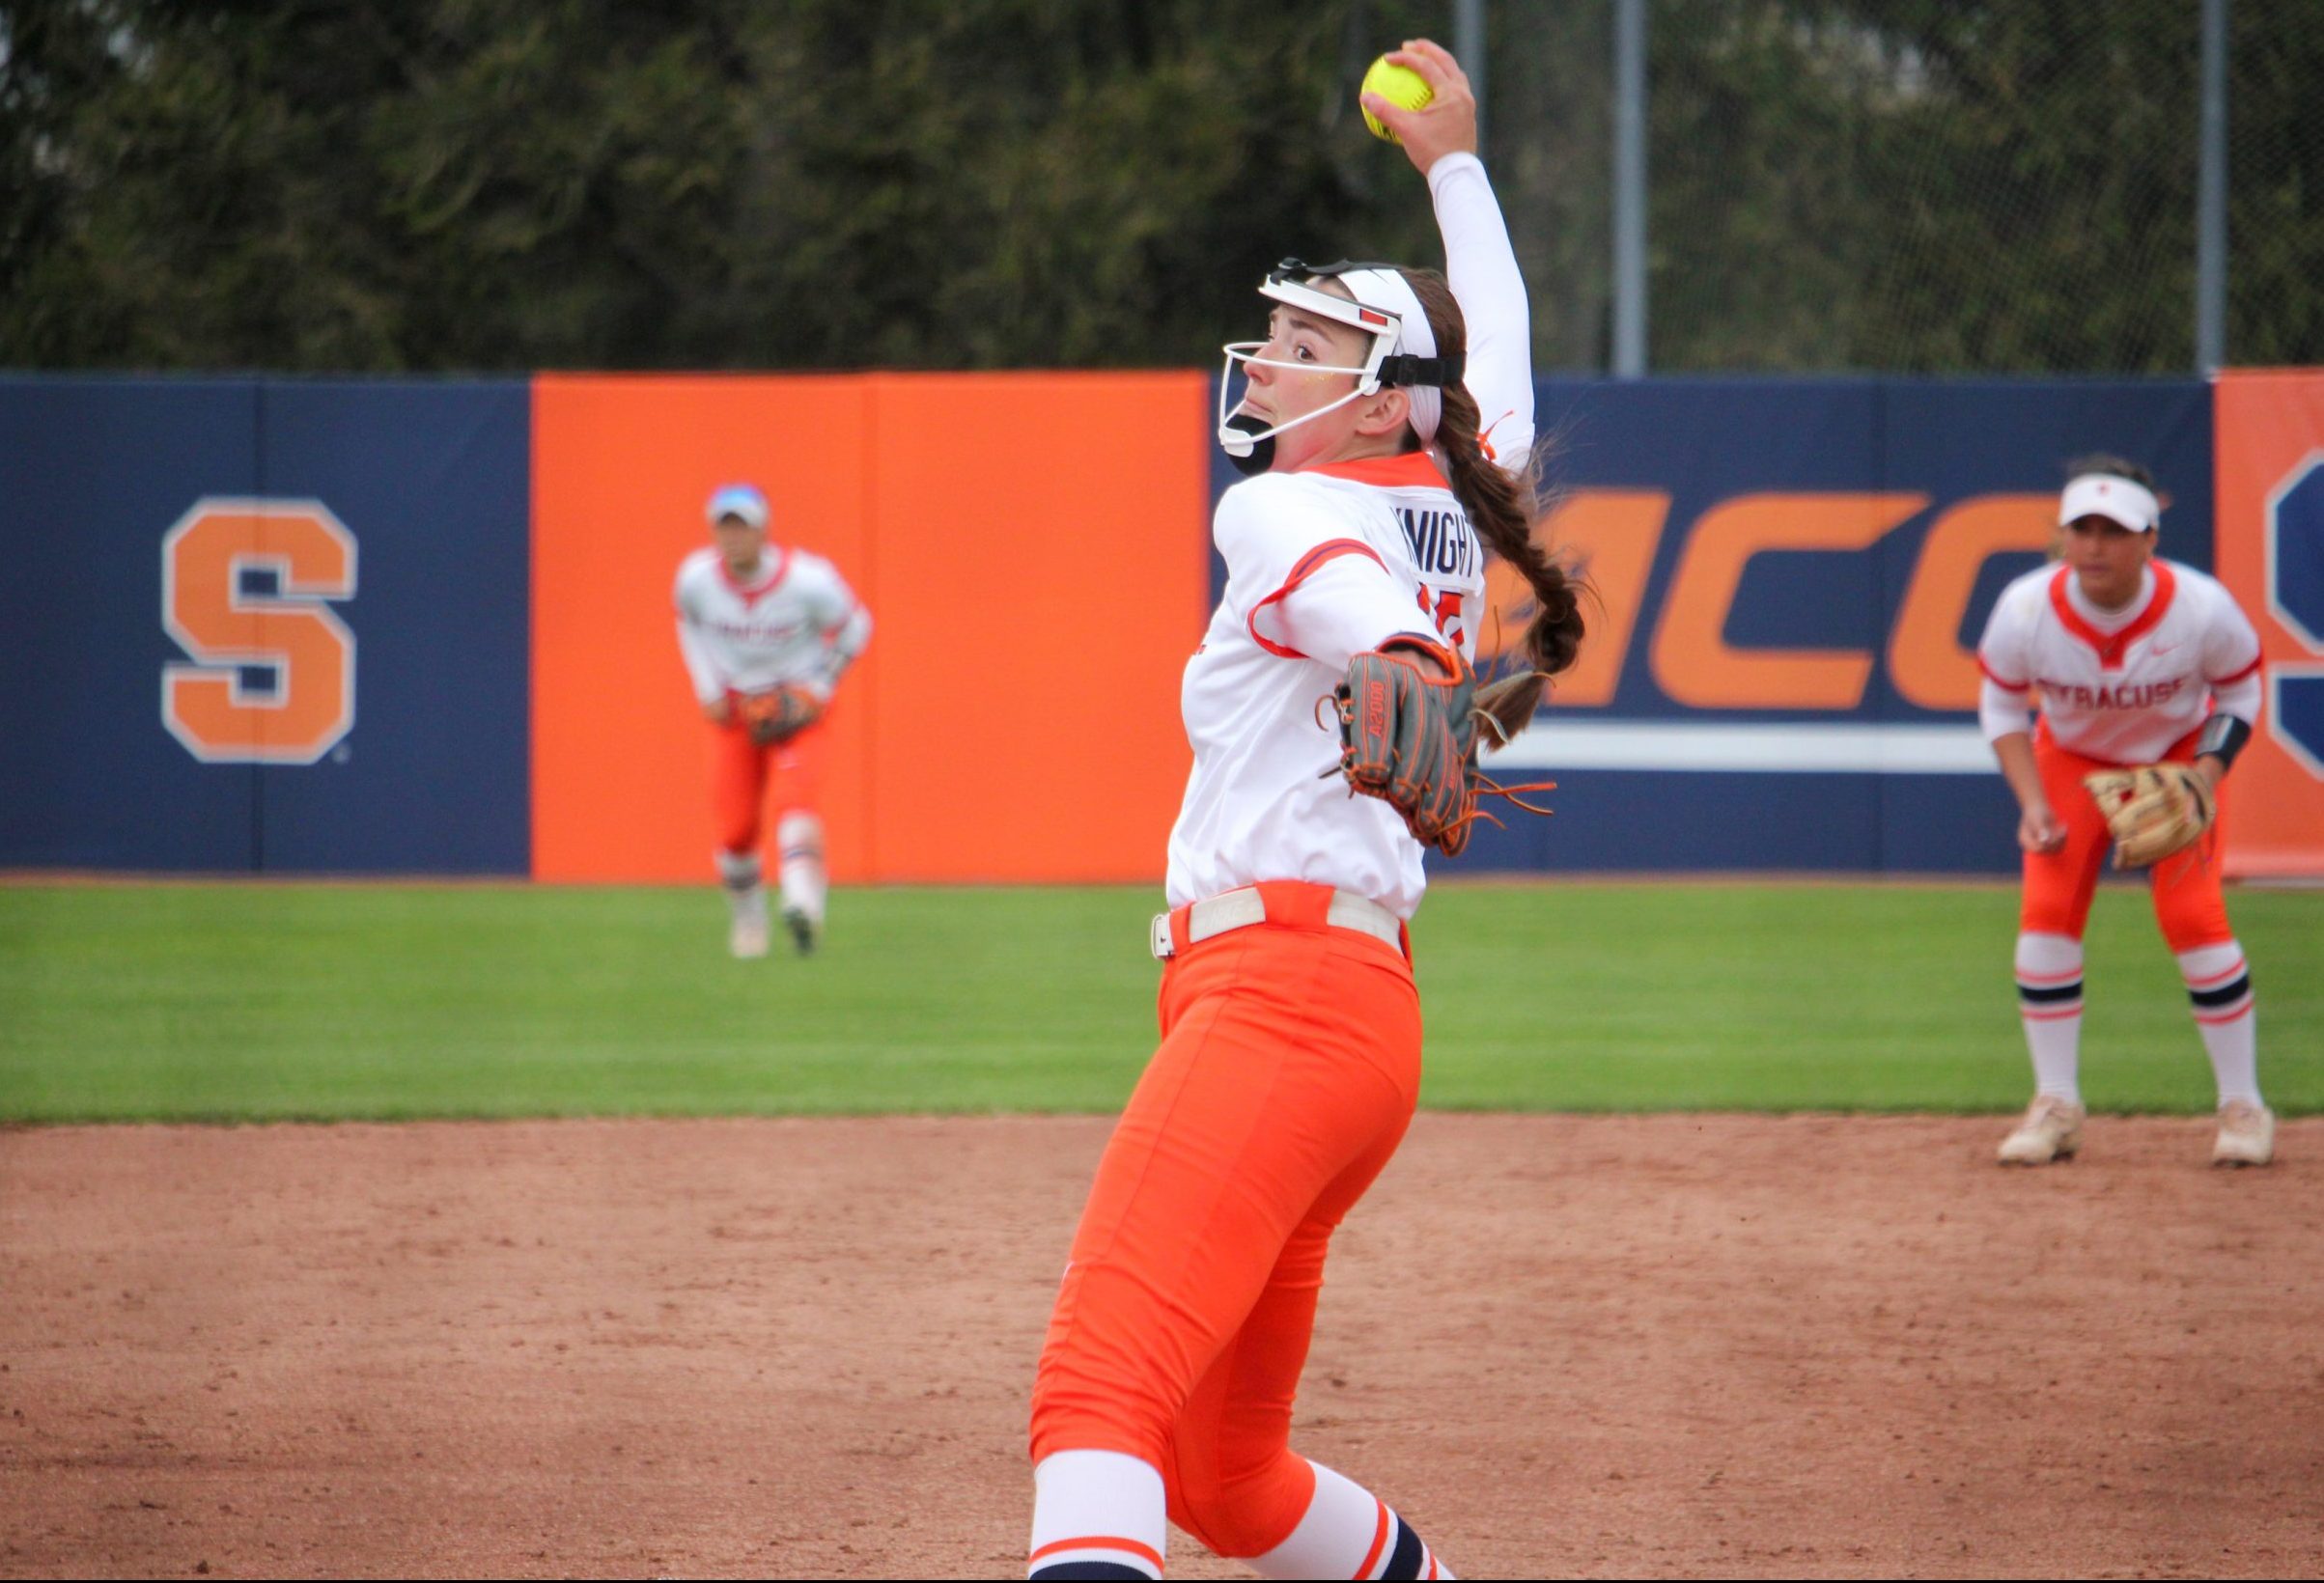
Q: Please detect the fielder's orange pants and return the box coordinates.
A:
[1028,879,1422,1560]
[708,703,828,855]
[2024,722,2231,951]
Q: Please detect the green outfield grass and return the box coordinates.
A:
[0,879,2314,1124]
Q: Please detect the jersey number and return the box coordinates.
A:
[1417,586,1467,647]
[161,498,358,764]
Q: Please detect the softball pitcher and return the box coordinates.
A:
[1978,456,2271,1166]
[673,484,871,958]
[1024,42,1582,1580]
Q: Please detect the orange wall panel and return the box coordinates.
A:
[2213,371,2324,879]
[856,373,1210,881]
[531,372,1211,884]
[531,375,876,882]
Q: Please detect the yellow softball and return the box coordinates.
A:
[1359,56,1434,144]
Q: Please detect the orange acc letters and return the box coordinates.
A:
[161,498,358,764]
[1481,490,2057,710]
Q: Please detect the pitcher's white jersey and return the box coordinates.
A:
[1166,452,1485,919]
[673,546,871,704]
[1976,559,2263,764]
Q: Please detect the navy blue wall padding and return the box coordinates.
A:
[1205,375,2213,874]
[0,377,530,875]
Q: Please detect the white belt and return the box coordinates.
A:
[1149,885,1402,959]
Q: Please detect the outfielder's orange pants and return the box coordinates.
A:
[708,704,828,855]
[2025,722,2231,951]
[1029,880,1422,1560]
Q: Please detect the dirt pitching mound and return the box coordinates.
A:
[4,1114,2319,1579]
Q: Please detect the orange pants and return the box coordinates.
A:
[708,706,828,855]
[2024,724,2231,951]
[1028,880,1422,1560]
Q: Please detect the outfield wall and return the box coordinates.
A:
[2212,372,2324,875]
[0,379,533,875]
[528,373,1211,884]
[5,372,2320,881]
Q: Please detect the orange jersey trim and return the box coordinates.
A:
[2046,562,2176,671]
[718,546,794,607]
[1246,539,1389,660]
[2210,653,2263,686]
[1976,653,2028,690]
[1304,451,1449,490]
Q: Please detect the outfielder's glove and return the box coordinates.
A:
[2083,761,2216,868]
[738,684,824,746]
[1331,638,1481,856]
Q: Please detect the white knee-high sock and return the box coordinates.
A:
[1028,1450,1165,1579]
[2015,932,2085,1105]
[1250,1460,1454,1580]
[2177,940,2261,1107]
[715,849,764,918]
[775,812,825,922]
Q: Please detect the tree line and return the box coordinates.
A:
[5,0,2316,376]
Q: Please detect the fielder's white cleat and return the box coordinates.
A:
[781,904,819,958]
[729,915,770,958]
[729,893,770,959]
[1998,1096,2086,1165]
[2212,1099,2275,1168]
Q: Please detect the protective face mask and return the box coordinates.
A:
[1214,341,1377,475]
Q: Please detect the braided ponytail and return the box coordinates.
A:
[1402,269,1586,743]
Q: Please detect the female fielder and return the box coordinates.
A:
[1024,42,1582,1580]
[673,483,871,958]
[1978,457,2272,1167]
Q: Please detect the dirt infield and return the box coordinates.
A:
[4,1115,2320,1580]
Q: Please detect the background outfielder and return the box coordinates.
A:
[673,483,871,958]
[1978,457,2270,1166]
[1024,42,1582,1581]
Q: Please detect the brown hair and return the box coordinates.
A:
[1399,268,1586,742]
[2065,452,2157,490]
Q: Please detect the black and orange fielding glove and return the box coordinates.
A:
[738,683,824,746]
[1331,637,1481,856]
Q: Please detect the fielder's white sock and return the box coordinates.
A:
[716,850,765,919]
[2177,940,2261,1107]
[775,812,826,925]
[1250,1460,1453,1580]
[1028,1450,1165,1578]
[2015,932,2085,1105]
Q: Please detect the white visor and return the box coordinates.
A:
[2059,473,2160,533]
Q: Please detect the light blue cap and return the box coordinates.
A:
[706,483,770,530]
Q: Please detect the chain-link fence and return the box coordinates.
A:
[1476,0,2324,375]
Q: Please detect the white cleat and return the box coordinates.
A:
[729,905,770,959]
[1998,1096,2086,1165]
[2213,1099,2276,1168]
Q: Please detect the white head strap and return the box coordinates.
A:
[1325,266,1443,444]
[2059,472,2161,533]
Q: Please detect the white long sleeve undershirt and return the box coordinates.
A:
[1428,151,1534,475]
